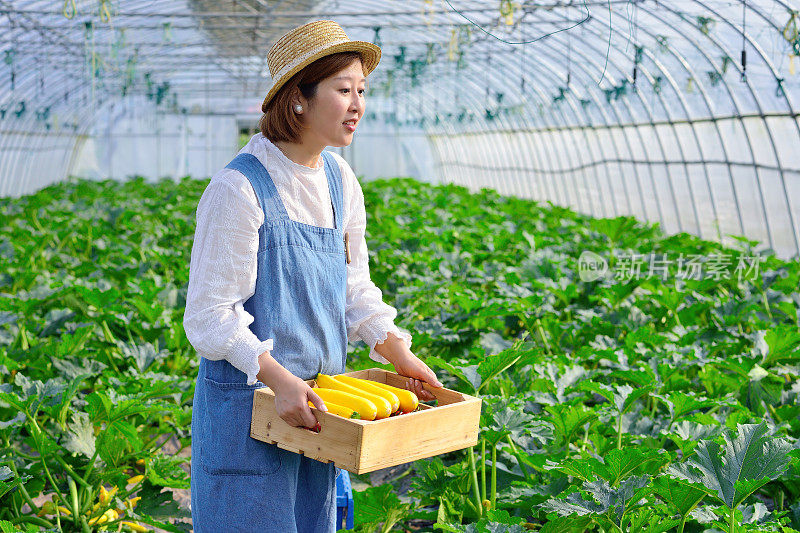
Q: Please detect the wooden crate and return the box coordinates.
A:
[250,368,481,474]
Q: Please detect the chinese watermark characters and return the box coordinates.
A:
[578,251,766,283]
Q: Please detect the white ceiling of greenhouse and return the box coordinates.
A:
[2,1,800,257]
[1,1,797,122]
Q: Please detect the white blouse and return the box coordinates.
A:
[183,133,412,386]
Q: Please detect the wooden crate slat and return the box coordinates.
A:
[250,368,482,474]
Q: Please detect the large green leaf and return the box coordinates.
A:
[544,403,597,447]
[652,475,706,517]
[434,509,529,532]
[581,382,652,415]
[353,483,413,531]
[655,391,720,422]
[755,325,800,365]
[546,448,668,486]
[476,341,524,394]
[542,475,651,524]
[666,421,792,509]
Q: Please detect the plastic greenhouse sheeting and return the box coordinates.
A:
[1,1,799,258]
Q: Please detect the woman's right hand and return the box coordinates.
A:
[271,374,328,431]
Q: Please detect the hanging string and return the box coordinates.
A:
[441,0,590,45]
[5,49,14,92]
[520,36,526,96]
[567,30,572,86]
[36,57,43,97]
[63,0,77,19]
[8,13,18,94]
[84,21,96,106]
[632,0,639,88]
[99,0,112,26]
[454,51,460,110]
[741,0,748,82]
[423,0,434,28]
[785,10,799,74]
[485,49,491,107]
[598,0,612,84]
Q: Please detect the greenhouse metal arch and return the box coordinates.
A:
[3,2,800,532]
[1,1,799,258]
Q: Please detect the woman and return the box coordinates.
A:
[183,20,443,532]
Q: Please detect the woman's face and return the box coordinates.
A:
[299,60,366,148]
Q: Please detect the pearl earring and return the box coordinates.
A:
[294,104,303,113]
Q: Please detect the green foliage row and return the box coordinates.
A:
[0,174,798,532]
[351,178,800,532]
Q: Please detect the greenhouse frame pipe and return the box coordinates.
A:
[523,90,569,208]
[7,3,518,20]
[534,32,657,225]
[423,4,732,237]
[540,2,772,246]
[430,55,616,220]
[493,16,672,227]
[415,68,472,188]
[0,81,106,195]
[520,82,582,210]
[634,5,746,243]
[575,6,703,237]
[0,44,212,189]
[494,0,790,249]
[426,23,650,223]
[639,2,773,250]
[445,29,614,216]
[474,51,510,199]
[431,57,567,206]
[538,40,661,224]
[602,8,720,240]
[515,5,743,243]
[366,0,784,241]
[509,39,562,207]
[653,0,785,253]
[436,58,517,195]
[2,0,799,253]
[517,94,568,209]
[525,19,657,224]
[540,91,585,211]
[694,0,800,255]
[651,0,793,253]
[0,15,250,95]
[537,70,617,218]
[511,90,562,207]
[419,21,560,200]
[576,1,785,250]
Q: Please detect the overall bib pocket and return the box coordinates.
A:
[199,377,282,476]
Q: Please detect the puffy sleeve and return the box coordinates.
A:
[183,172,273,385]
[335,155,413,364]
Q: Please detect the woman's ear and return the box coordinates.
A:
[289,88,305,113]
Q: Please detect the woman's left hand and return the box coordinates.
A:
[392,353,443,402]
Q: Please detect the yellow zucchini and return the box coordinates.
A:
[316,374,392,419]
[307,400,361,419]
[121,521,149,532]
[313,387,378,420]
[335,375,400,413]
[365,379,419,413]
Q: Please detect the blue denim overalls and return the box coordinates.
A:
[190,150,348,532]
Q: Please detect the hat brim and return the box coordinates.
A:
[261,41,381,113]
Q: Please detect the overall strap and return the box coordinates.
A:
[225,153,289,225]
[320,151,344,231]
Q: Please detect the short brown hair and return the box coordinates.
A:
[260,52,367,144]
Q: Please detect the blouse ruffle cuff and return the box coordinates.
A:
[227,333,274,386]
[360,320,413,365]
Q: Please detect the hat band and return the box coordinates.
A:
[271,38,352,82]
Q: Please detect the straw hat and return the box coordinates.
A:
[261,20,381,113]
